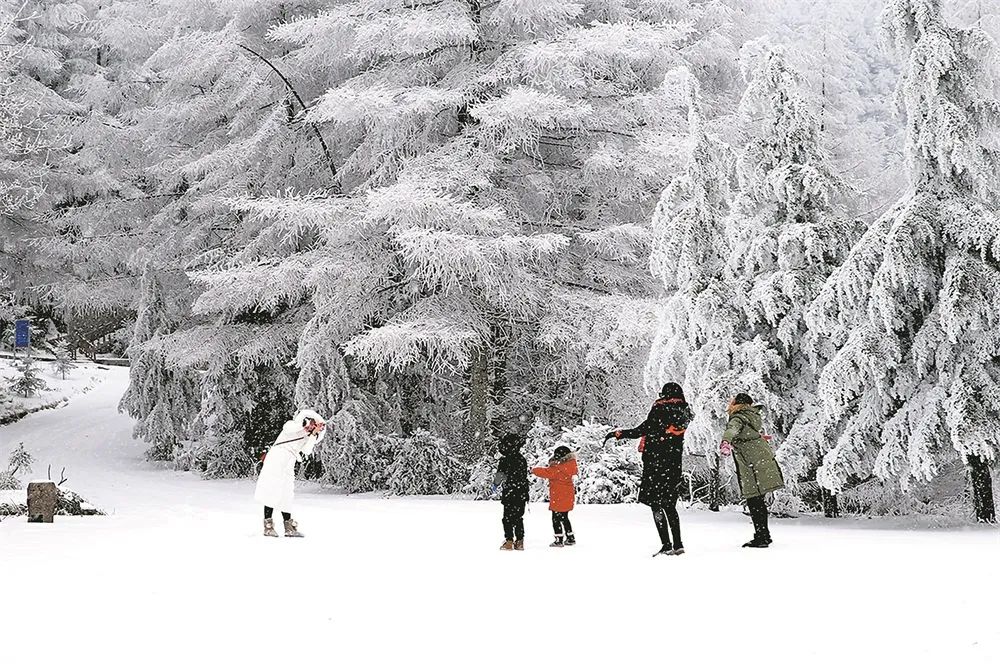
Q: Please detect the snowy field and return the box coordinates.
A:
[0,367,996,666]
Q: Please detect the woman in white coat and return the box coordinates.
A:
[254,409,326,537]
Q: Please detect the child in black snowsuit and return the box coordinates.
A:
[494,433,529,551]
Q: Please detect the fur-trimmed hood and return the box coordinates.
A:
[726,402,762,418]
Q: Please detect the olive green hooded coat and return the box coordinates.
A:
[722,405,785,499]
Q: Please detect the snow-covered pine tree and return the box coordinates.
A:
[645,68,734,499]
[241,0,715,465]
[723,41,854,508]
[809,0,1000,522]
[9,356,46,397]
[556,421,642,504]
[53,342,76,379]
[761,0,904,215]
[384,429,468,495]
[95,0,340,473]
[0,1,77,303]
[119,261,199,461]
[511,1,740,429]
[0,443,33,490]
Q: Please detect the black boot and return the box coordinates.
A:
[744,496,771,548]
[653,544,674,557]
[742,533,770,548]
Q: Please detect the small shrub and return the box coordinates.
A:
[53,344,77,379]
[384,430,466,496]
[768,489,807,517]
[0,443,33,490]
[561,422,642,504]
[8,357,47,397]
[464,453,499,499]
[174,434,255,479]
[324,434,395,493]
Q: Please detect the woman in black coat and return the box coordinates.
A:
[606,382,693,556]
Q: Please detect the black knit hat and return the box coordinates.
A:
[660,382,685,400]
[499,433,522,452]
[733,392,754,405]
[553,445,571,459]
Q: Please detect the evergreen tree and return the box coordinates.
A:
[809,0,1000,522]
[119,261,199,461]
[724,42,854,500]
[0,442,33,490]
[226,0,735,471]
[53,342,76,379]
[645,69,734,460]
[9,356,47,397]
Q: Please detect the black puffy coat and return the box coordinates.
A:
[494,451,529,505]
[615,398,693,506]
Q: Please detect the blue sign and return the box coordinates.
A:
[14,319,30,348]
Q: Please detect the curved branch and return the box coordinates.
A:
[236,43,338,185]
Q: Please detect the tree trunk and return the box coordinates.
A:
[464,345,490,458]
[398,370,429,437]
[708,457,721,512]
[968,454,996,523]
[489,327,508,438]
[822,488,840,518]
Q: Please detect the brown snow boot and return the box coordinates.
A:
[513,539,524,551]
[500,540,515,550]
[263,518,278,538]
[283,518,304,538]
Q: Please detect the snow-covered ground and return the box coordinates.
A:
[0,367,996,666]
[0,356,107,423]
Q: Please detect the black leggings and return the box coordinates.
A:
[551,511,573,536]
[746,495,769,536]
[264,506,291,522]
[651,496,682,549]
[502,502,525,541]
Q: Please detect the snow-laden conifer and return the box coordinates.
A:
[809,0,1000,521]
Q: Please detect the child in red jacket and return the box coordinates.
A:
[531,445,578,547]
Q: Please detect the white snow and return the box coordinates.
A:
[0,367,997,666]
[0,357,107,421]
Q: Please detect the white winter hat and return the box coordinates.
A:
[294,409,325,426]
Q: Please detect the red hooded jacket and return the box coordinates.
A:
[532,453,578,512]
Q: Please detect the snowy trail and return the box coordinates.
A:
[1,367,997,666]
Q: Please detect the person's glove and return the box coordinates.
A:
[637,436,646,453]
[720,440,732,456]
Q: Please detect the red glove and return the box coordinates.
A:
[638,436,645,453]
[720,440,732,456]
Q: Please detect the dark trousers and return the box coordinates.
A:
[551,511,573,536]
[264,506,291,521]
[746,495,770,537]
[651,496,682,548]
[502,501,525,541]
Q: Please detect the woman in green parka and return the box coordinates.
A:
[720,392,784,548]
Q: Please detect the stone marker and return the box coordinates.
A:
[27,481,58,523]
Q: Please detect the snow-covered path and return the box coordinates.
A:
[0,367,997,666]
